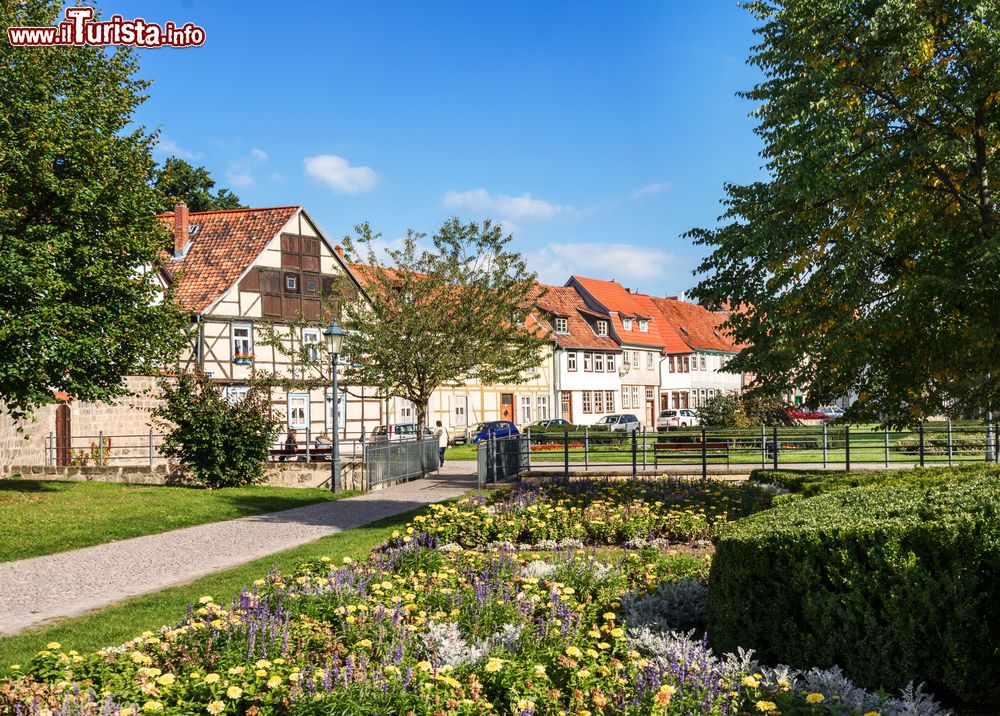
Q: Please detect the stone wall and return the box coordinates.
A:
[0,376,166,468]
[0,460,368,492]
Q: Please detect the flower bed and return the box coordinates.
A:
[0,479,947,715]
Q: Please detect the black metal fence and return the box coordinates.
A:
[365,436,440,488]
[477,435,531,487]
[518,423,1000,480]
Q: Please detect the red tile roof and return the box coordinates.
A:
[650,297,739,353]
[569,276,673,350]
[535,285,620,350]
[157,206,299,312]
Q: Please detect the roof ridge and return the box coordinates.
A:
[157,205,300,218]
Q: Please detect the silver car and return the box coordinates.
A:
[593,414,642,433]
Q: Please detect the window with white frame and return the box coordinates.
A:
[450,395,468,427]
[537,396,549,421]
[582,391,592,413]
[622,318,633,331]
[232,322,253,358]
[639,319,648,332]
[225,385,249,404]
[632,350,640,368]
[302,328,321,362]
[606,353,616,372]
[596,320,608,336]
[594,353,605,372]
[287,392,309,430]
[395,398,414,422]
[567,352,578,371]
[646,387,654,400]
[646,352,654,370]
[621,387,631,409]
[520,395,532,424]
[700,355,707,370]
[554,317,568,334]
[325,388,347,431]
[631,386,641,408]
[583,353,593,371]
[594,390,605,414]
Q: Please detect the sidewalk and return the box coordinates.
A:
[0,468,476,635]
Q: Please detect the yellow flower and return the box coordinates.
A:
[863,712,881,716]
[577,669,591,678]
[156,673,175,686]
[755,702,777,713]
[141,702,163,713]
[206,701,225,715]
[610,627,625,638]
[484,658,503,673]
[517,699,536,711]
[254,659,272,669]
[266,676,283,689]
[198,596,214,604]
[806,692,825,703]
[226,686,243,699]
[203,673,220,684]
[566,646,583,658]
[533,664,546,676]
[742,675,761,688]
[46,642,61,650]
[654,684,676,706]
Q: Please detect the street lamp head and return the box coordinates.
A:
[323,320,346,355]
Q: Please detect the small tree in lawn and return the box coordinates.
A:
[342,218,548,430]
[155,373,280,488]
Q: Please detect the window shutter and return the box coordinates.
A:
[239,268,260,292]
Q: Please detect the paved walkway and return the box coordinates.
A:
[0,468,476,635]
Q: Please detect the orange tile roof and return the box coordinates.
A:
[569,276,670,349]
[650,296,739,353]
[535,285,620,350]
[157,206,299,312]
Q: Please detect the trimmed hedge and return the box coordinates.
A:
[709,472,1000,705]
[748,464,986,497]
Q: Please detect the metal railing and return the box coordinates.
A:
[46,430,167,467]
[364,436,439,488]
[519,422,1000,479]
[477,434,531,487]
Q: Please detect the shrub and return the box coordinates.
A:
[749,464,988,497]
[708,473,1000,705]
[155,373,281,488]
[894,431,986,455]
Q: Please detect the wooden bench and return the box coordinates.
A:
[653,440,729,467]
[268,446,333,462]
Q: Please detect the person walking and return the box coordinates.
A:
[433,420,448,467]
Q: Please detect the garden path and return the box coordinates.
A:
[0,467,476,635]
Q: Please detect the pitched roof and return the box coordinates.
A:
[158,206,299,312]
[569,276,671,349]
[534,285,620,350]
[650,297,739,353]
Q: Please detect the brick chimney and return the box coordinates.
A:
[334,244,344,259]
[172,202,189,258]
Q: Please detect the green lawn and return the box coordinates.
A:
[0,479,358,563]
[0,506,428,673]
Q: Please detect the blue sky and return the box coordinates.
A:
[116,1,764,295]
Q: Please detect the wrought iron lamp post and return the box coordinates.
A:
[323,320,346,492]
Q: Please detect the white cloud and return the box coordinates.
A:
[525,242,677,287]
[631,182,671,199]
[442,188,577,223]
[250,147,268,162]
[227,171,254,187]
[269,172,286,184]
[154,136,202,161]
[304,155,379,195]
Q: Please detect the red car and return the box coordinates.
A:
[785,406,827,420]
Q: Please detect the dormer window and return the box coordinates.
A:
[554,317,568,334]
[622,318,633,331]
[596,320,608,336]
[639,319,649,332]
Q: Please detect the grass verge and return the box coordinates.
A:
[0,504,434,673]
[0,479,358,563]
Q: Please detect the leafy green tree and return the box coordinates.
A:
[698,392,794,428]
[155,373,280,488]
[153,157,244,212]
[0,0,185,421]
[689,1,1000,425]
[342,218,548,429]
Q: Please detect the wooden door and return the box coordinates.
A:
[560,391,572,422]
[499,393,514,422]
[646,400,655,427]
[55,403,71,466]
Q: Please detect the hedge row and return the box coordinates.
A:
[748,464,986,497]
[709,472,1000,705]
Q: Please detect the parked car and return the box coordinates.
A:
[369,424,433,442]
[592,414,642,433]
[470,420,520,443]
[817,405,845,421]
[785,407,827,421]
[526,418,572,431]
[657,408,701,431]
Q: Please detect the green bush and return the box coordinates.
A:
[155,373,281,488]
[894,432,986,454]
[709,472,1000,705]
[749,464,986,497]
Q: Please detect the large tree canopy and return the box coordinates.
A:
[342,218,548,428]
[0,0,185,420]
[153,157,244,213]
[690,0,1000,425]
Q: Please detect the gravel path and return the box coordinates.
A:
[0,469,476,635]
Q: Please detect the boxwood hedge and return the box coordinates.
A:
[709,473,1000,706]
[748,464,987,497]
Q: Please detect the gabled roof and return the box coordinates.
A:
[650,297,739,353]
[569,276,669,350]
[158,206,299,312]
[535,285,619,351]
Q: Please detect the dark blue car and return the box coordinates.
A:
[470,420,519,443]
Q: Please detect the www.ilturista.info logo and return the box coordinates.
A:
[7,7,205,48]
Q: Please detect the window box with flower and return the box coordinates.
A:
[233,352,255,365]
